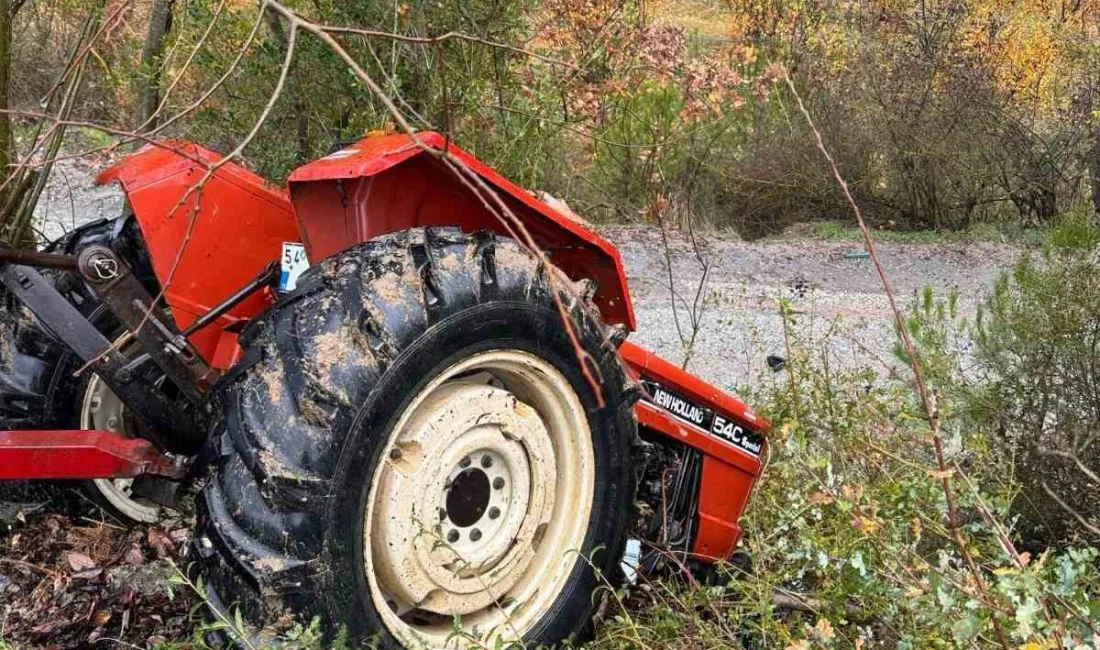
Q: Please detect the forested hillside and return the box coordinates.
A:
[1,0,1097,243]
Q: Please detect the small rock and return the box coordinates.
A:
[106,559,177,598]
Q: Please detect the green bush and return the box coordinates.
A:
[972,213,1100,550]
[590,298,1100,650]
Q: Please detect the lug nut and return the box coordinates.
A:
[460,456,471,468]
[488,507,500,520]
[493,477,505,490]
[481,454,493,468]
[470,529,482,542]
[447,530,459,543]
[389,448,402,460]
[438,508,447,521]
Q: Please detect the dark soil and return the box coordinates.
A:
[0,483,199,649]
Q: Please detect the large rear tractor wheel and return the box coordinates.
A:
[197,228,638,648]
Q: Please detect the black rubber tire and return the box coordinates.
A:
[0,214,163,522]
[195,227,638,648]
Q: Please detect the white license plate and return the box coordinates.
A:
[279,242,309,292]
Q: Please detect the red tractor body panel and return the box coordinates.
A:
[619,342,766,559]
[96,142,299,367]
[287,133,635,330]
[41,133,766,562]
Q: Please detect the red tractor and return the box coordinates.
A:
[0,133,766,648]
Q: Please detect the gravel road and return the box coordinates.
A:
[32,162,1025,395]
[602,226,1023,393]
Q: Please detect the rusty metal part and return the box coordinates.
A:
[0,429,187,480]
[0,246,79,271]
[76,244,219,400]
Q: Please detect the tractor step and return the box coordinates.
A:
[0,430,186,480]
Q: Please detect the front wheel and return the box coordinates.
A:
[197,228,638,648]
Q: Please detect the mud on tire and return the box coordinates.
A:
[195,228,638,648]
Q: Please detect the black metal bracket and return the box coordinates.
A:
[75,245,219,402]
[182,261,278,338]
[0,244,281,455]
[0,260,205,452]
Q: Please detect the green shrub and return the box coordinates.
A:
[590,299,1100,649]
[972,215,1100,550]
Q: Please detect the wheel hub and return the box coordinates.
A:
[366,350,596,645]
[371,382,550,616]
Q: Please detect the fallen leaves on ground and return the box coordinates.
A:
[0,505,197,649]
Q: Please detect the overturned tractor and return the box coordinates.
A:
[0,133,766,648]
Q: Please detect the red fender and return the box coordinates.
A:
[286,132,635,330]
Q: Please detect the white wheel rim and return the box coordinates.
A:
[81,374,161,523]
[365,350,595,648]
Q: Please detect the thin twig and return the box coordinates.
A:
[784,72,1014,650]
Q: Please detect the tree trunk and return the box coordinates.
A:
[0,0,12,198]
[135,0,173,130]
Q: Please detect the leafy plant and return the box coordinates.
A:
[971,213,1100,550]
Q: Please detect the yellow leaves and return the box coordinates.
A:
[813,617,836,642]
[1019,639,1057,650]
[851,516,880,535]
[808,491,835,506]
[783,617,839,649]
[926,468,955,481]
[365,121,397,137]
[784,619,836,650]
[957,0,1084,109]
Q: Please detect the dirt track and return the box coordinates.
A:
[603,225,1022,393]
